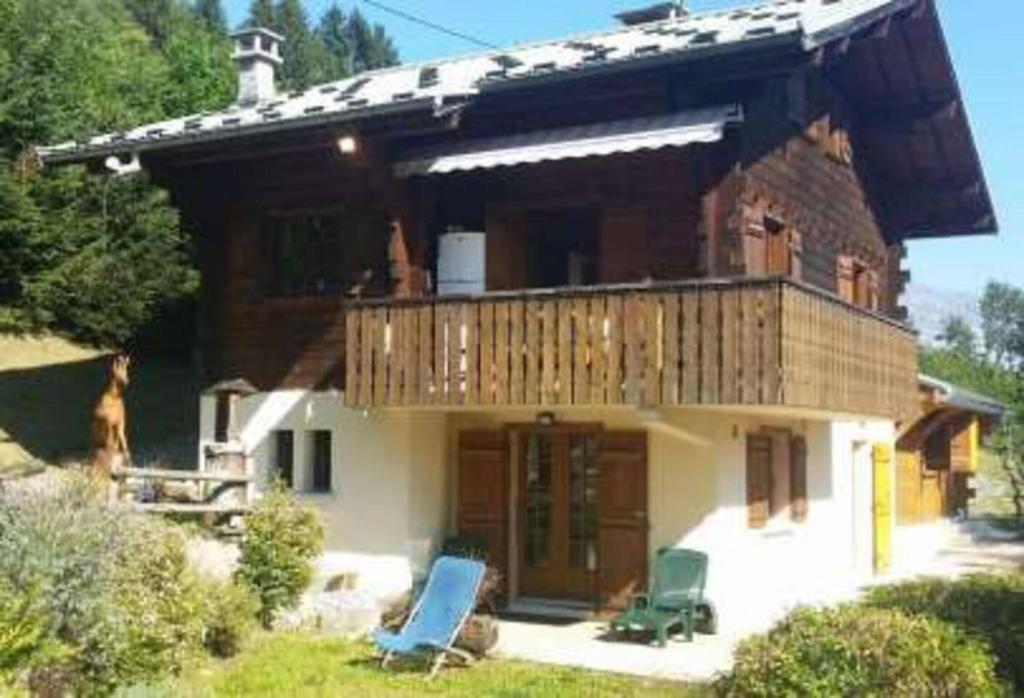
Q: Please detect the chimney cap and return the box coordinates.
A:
[230,26,285,66]
[229,26,286,43]
[615,2,686,26]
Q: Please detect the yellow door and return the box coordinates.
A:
[872,443,894,572]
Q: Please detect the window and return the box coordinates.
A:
[746,429,808,528]
[837,255,879,311]
[742,206,802,279]
[273,430,294,488]
[262,208,389,298]
[307,430,332,493]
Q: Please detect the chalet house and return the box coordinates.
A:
[41,0,998,634]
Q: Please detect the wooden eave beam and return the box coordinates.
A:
[859,96,959,130]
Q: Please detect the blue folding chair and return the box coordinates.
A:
[373,556,486,677]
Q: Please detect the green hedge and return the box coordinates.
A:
[865,574,1024,691]
[714,605,1001,697]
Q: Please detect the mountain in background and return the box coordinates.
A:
[903,283,982,346]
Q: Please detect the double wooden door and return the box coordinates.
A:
[519,428,600,600]
[457,426,648,610]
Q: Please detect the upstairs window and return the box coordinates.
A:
[261,208,389,298]
[837,255,879,311]
[743,207,802,279]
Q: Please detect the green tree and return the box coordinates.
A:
[937,315,977,357]
[346,8,398,74]
[980,281,1024,367]
[273,0,328,90]
[316,2,352,79]
[247,0,275,29]
[0,0,228,345]
[194,0,227,35]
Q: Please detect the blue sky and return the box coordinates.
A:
[224,0,1021,294]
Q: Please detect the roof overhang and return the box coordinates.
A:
[394,104,742,177]
[918,374,1006,419]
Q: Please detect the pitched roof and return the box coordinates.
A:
[38,0,917,164]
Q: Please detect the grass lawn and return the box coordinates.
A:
[160,633,703,698]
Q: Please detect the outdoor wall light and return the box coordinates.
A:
[336,134,359,155]
[536,411,556,427]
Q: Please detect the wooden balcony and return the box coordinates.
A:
[344,278,918,418]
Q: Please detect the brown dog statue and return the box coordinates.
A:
[90,354,132,480]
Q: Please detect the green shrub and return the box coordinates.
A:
[0,474,204,695]
[865,573,1024,690]
[236,485,324,627]
[0,580,66,688]
[714,605,1002,697]
[194,578,259,658]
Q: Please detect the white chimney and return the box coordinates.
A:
[230,27,284,106]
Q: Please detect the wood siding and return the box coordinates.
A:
[345,277,917,418]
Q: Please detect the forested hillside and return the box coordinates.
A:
[0,0,397,349]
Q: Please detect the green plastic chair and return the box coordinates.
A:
[609,548,707,647]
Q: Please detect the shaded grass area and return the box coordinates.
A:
[159,633,702,698]
[0,334,200,472]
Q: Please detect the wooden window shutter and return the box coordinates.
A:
[836,255,855,303]
[790,434,808,522]
[742,204,768,276]
[866,269,880,311]
[788,228,803,280]
[746,434,772,529]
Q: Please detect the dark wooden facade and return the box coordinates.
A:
[141,1,997,420]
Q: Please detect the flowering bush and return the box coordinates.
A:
[0,474,203,694]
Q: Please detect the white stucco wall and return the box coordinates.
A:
[199,391,449,603]
[201,393,896,633]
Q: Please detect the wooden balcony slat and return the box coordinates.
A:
[681,291,700,404]
[589,295,606,405]
[699,290,720,405]
[623,294,642,405]
[739,288,758,404]
[525,299,541,405]
[464,303,479,405]
[541,302,556,404]
[721,289,739,405]
[573,297,590,406]
[662,293,680,406]
[643,294,660,406]
[418,305,432,404]
[606,294,623,405]
[344,278,918,417]
[496,302,511,406]
[478,302,492,406]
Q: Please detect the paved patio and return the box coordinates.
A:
[494,617,738,683]
[493,520,1024,682]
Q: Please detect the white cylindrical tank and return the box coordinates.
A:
[437,231,486,296]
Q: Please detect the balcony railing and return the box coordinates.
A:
[344,277,918,418]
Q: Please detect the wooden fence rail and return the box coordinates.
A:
[344,278,917,418]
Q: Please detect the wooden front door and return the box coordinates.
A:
[457,430,510,583]
[597,431,648,610]
[519,428,601,600]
